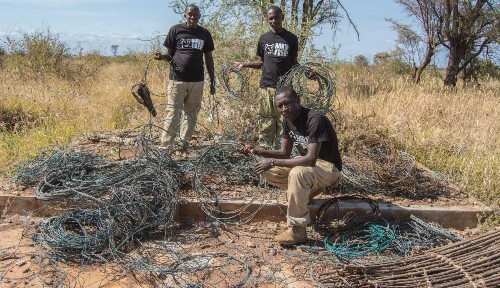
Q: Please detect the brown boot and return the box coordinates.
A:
[275,226,307,246]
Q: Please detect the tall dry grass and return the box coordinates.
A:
[336,64,499,228]
[0,58,149,171]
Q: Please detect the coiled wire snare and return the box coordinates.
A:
[218,63,248,100]
[192,142,276,223]
[277,62,336,114]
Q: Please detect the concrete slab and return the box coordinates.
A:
[0,195,491,230]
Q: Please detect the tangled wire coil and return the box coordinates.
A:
[217,63,248,99]
[314,196,462,265]
[192,142,276,223]
[276,62,336,114]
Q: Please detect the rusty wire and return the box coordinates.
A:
[319,228,500,287]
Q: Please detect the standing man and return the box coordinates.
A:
[234,6,298,149]
[154,4,216,148]
[239,86,342,246]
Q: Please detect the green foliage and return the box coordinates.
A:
[0,45,5,69]
[476,58,500,80]
[4,27,107,81]
[354,55,369,66]
[6,27,69,76]
[169,0,343,61]
[373,50,413,76]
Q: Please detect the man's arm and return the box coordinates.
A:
[247,137,293,159]
[233,57,264,70]
[204,51,216,95]
[254,141,322,174]
[154,48,174,61]
[204,51,215,82]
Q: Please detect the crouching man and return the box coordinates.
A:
[239,85,342,245]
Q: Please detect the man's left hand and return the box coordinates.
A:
[255,158,272,174]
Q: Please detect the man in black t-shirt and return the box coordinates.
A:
[154,4,215,148]
[234,6,298,148]
[239,86,342,246]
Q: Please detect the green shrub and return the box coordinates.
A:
[4,27,106,80]
[0,45,5,69]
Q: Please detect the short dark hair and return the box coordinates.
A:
[185,4,200,13]
[267,6,283,15]
[276,85,299,100]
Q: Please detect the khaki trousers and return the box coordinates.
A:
[258,87,282,148]
[161,80,204,146]
[263,158,340,227]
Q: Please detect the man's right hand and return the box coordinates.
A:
[153,51,163,60]
[232,61,244,70]
[237,143,257,155]
[154,51,172,62]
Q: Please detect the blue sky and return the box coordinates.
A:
[0,0,404,62]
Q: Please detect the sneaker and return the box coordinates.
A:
[177,140,189,150]
[275,226,307,246]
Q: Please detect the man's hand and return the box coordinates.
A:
[237,143,257,155]
[154,51,172,62]
[153,51,163,60]
[255,158,273,174]
[232,61,244,70]
[210,79,216,95]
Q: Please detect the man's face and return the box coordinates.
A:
[184,7,200,29]
[276,91,300,121]
[267,9,283,32]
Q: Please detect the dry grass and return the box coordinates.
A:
[336,65,499,228]
[0,60,146,170]
[0,58,498,228]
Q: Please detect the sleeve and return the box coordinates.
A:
[164,26,177,51]
[307,115,329,143]
[256,36,264,58]
[203,29,215,53]
[290,34,299,59]
[282,120,291,139]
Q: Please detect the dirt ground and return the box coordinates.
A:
[0,212,483,288]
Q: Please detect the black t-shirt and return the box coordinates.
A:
[257,29,298,88]
[283,107,342,171]
[164,23,215,82]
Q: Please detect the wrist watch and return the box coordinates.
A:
[270,158,275,166]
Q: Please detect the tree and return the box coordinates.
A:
[388,0,444,84]
[111,45,119,56]
[354,54,370,66]
[169,0,357,60]
[373,52,392,65]
[439,0,499,86]
[0,45,5,69]
[391,0,499,87]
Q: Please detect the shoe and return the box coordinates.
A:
[275,226,307,246]
[176,140,189,150]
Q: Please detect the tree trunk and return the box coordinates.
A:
[415,41,435,84]
[290,0,299,31]
[444,39,468,87]
[298,0,313,56]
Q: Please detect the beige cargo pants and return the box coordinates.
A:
[258,87,282,148]
[263,158,340,227]
[161,80,204,147]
